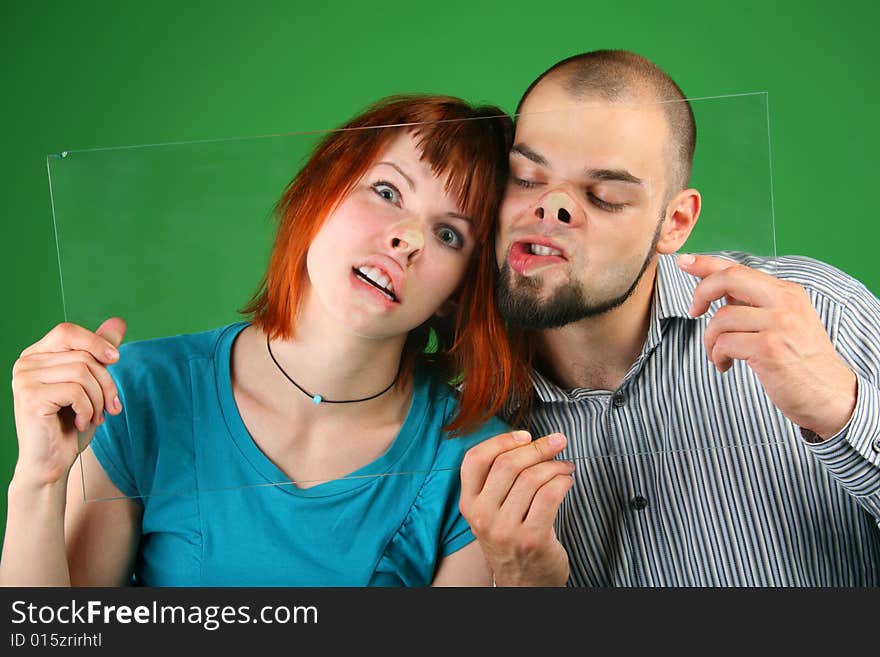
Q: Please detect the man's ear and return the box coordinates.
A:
[657,188,701,254]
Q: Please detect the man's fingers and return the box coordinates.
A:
[460,430,533,500]
[690,272,762,316]
[710,332,764,370]
[703,305,770,362]
[677,253,738,278]
[20,320,124,364]
[679,254,777,316]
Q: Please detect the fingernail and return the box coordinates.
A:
[106,347,119,361]
[548,433,565,448]
[511,430,531,444]
[113,396,121,412]
[679,253,695,266]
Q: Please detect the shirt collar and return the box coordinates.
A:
[655,252,701,322]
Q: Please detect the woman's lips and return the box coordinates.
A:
[350,269,398,309]
[353,255,404,303]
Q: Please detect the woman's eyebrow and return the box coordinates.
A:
[376,161,416,190]
[445,212,474,226]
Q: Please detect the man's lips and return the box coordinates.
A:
[508,238,568,276]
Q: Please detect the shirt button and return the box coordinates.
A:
[612,392,626,407]
[630,495,648,511]
[873,439,880,453]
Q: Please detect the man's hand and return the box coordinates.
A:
[679,254,856,439]
[460,430,574,586]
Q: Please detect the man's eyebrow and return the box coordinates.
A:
[586,168,643,185]
[512,144,643,186]
[376,161,415,190]
[510,144,548,167]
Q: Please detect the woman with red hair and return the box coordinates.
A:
[3,95,529,586]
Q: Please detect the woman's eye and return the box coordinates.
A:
[372,181,401,205]
[436,225,464,249]
[588,192,626,213]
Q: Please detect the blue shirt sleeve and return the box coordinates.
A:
[89,346,141,499]
[88,336,196,501]
[436,415,511,556]
[373,412,511,585]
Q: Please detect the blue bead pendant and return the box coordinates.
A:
[312,395,323,404]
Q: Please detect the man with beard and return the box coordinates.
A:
[460,50,880,586]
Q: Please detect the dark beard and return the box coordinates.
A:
[496,218,662,330]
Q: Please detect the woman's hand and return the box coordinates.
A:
[460,430,574,586]
[11,318,127,488]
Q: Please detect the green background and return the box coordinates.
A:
[2,0,877,542]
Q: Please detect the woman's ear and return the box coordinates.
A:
[657,188,702,254]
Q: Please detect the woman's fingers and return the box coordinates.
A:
[19,321,123,364]
[465,433,568,512]
[14,350,120,418]
[460,430,532,502]
[11,319,127,485]
[523,474,576,531]
[17,377,95,434]
[499,459,576,525]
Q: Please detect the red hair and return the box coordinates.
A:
[242,95,530,435]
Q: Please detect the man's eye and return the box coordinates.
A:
[511,177,540,189]
[436,225,464,249]
[372,182,401,204]
[589,193,626,213]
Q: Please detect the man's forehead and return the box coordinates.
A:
[517,78,665,130]
[513,93,667,171]
[512,116,661,165]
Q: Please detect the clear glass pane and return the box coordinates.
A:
[44,93,776,501]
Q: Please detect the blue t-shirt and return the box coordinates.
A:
[90,322,508,586]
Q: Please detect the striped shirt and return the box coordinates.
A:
[520,253,880,586]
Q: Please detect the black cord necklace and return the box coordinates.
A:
[266,335,401,405]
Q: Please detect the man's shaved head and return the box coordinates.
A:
[516,50,696,195]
